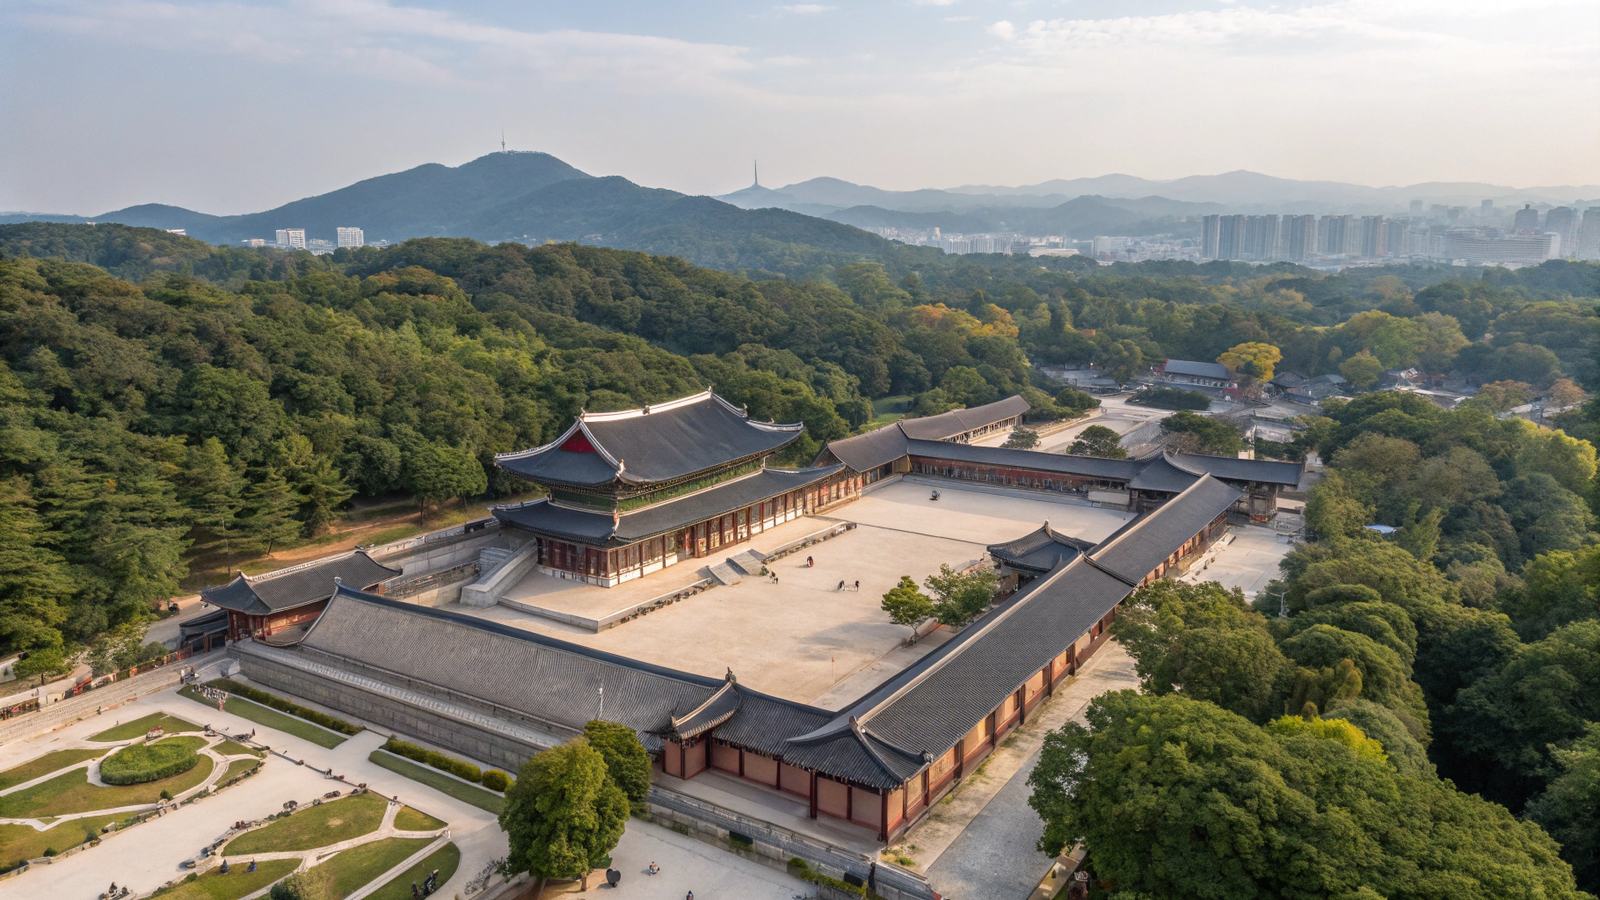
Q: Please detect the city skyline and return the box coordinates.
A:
[2,0,1596,214]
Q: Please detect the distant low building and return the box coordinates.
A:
[1287,373,1348,403]
[1157,359,1232,388]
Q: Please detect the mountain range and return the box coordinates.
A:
[720,171,1600,221]
[6,153,1594,272]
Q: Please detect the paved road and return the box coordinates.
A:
[923,747,1055,900]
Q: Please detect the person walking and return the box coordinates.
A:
[854,580,860,591]
[806,555,814,567]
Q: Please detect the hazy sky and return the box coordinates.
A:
[3,0,1597,214]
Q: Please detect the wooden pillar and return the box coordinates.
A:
[879,790,890,842]
[846,783,853,822]
[809,771,819,818]
[1017,687,1027,726]
[954,738,965,780]
[679,741,686,778]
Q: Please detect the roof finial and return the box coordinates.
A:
[333,576,342,585]
[725,667,736,683]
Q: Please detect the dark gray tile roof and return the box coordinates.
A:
[793,557,1135,775]
[1087,475,1241,585]
[493,466,844,546]
[1161,359,1231,380]
[987,523,1095,576]
[817,423,910,472]
[895,395,1031,440]
[1169,452,1304,488]
[496,391,804,487]
[1126,456,1201,493]
[301,586,724,738]
[670,680,742,739]
[200,551,398,615]
[905,439,1146,481]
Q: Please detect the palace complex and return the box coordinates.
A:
[215,390,1302,848]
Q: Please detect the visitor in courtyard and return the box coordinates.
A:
[648,861,659,875]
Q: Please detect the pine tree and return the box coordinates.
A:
[179,437,245,565]
[236,466,301,556]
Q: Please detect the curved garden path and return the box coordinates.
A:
[0,728,262,829]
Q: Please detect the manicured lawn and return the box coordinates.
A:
[392,806,445,832]
[317,837,435,900]
[180,687,345,749]
[0,754,214,818]
[368,750,504,814]
[225,791,388,855]
[0,817,118,868]
[0,749,106,791]
[90,713,201,742]
[148,858,298,900]
[367,841,460,900]
[221,758,261,782]
[215,740,262,757]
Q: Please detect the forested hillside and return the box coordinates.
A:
[2,222,1598,660]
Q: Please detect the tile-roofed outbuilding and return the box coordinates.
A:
[493,466,843,545]
[1160,359,1231,380]
[495,391,805,488]
[1087,475,1241,585]
[894,395,1031,441]
[905,439,1146,481]
[200,551,398,616]
[1168,452,1304,488]
[987,522,1097,577]
[816,423,911,472]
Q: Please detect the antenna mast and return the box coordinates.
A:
[501,128,506,153]
[753,160,759,188]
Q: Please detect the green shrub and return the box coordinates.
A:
[99,741,202,785]
[481,770,510,792]
[210,680,361,735]
[381,739,480,783]
[1129,386,1211,410]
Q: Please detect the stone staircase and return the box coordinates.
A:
[702,562,742,586]
[478,546,514,571]
[726,549,768,577]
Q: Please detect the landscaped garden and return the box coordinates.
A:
[100,736,207,784]
[180,686,348,749]
[225,791,389,855]
[148,859,298,900]
[90,713,201,742]
[317,837,436,899]
[368,749,505,814]
[0,748,105,791]
[0,750,214,817]
[368,842,461,900]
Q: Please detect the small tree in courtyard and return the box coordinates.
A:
[924,564,998,629]
[583,720,652,813]
[881,576,934,636]
[1066,424,1126,459]
[1003,427,1040,450]
[500,738,628,896]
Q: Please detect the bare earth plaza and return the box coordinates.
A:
[1,392,1299,900]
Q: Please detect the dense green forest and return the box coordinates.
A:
[5,222,1600,890]
[1032,392,1600,894]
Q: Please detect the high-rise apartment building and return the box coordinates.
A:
[336,227,364,249]
[1200,215,1222,259]
[1217,215,1247,260]
[1580,208,1600,261]
[1544,207,1578,257]
[1383,220,1406,257]
[1512,204,1540,233]
[1243,215,1280,260]
[1480,199,1495,218]
[1409,199,1424,218]
[1284,215,1317,261]
[275,229,306,249]
[1359,216,1386,257]
[1322,215,1353,255]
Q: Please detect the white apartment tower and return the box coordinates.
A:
[275,229,306,249]
[337,227,365,249]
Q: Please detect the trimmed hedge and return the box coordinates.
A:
[100,741,201,785]
[381,739,481,784]
[211,679,362,735]
[785,858,886,899]
[1128,387,1211,410]
[480,770,511,792]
